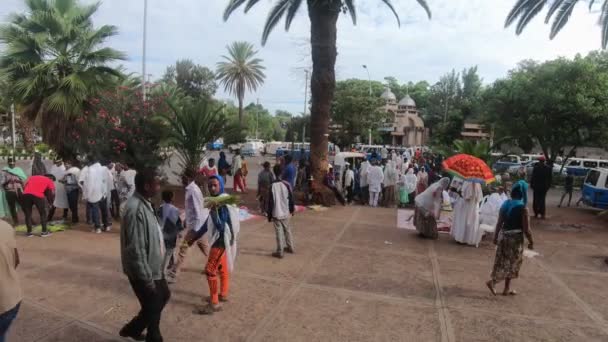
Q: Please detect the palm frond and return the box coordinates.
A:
[262,0,290,45]
[344,0,357,25]
[285,0,305,30]
[601,0,608,48]
[549,0,579,39]
[415,0,432,19]
[223,0,248,21]
[545,0,565,23]
[379,0,401,27]
[245,0,263,13]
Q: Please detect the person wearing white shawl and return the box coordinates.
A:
[451,181,484,245]
[404,168,417,204]
[367,161,384,207]
[194,175,240,315]
[382,161,398,207]
[359,160,370,204]
[48,159,68,221]
[414,177,450,239]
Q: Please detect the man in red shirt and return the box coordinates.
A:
[22,175,55,237]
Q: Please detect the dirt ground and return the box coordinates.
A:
[7,179,608,341]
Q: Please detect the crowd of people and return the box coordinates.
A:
[0,156,137,237]
[0,148,560,341]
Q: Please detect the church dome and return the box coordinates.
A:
[398,94,416,107]
[380,87,397,102]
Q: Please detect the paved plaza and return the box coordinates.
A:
[6,190,608,342]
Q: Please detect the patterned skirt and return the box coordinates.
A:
[491,233,524,281]
[414,207,438,240]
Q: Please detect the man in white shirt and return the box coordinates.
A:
[82,158,110,233]
[343,163,355,204]
[167,171,209,283]
[367,160,385,207]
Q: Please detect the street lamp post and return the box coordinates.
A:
[141,0,148,101]
[362,65,372,145]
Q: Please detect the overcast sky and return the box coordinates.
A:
[1,0,603,114]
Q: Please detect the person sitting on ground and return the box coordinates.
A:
[22,174,55,237]
[267,164,295,259]
[487,180,534,296]
[157,190,183,277]
[414,178,450,239]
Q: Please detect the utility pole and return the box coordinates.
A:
[141,0,148,101]
[362,65,372,145]
[10,103,16,155]
[256,98,259,139]
[302,69,308,144]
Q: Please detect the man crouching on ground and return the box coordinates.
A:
[193,175,240,315]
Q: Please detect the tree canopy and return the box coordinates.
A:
[162,59,217,99]
[484,53,608,161]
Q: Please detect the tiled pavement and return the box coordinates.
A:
[8,204,608,341]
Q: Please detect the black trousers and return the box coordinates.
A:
[5,191,20,225]
[110,189,120,219]
[533,188,548,217]
[122,278,170,342]
[66,189,80,223]
[21,194,47,233]
[47,206,68,222]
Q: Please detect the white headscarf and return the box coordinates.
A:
[415,177,451,218]
[404,168,417,193]
[383,161,397,186]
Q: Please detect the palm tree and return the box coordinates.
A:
[216,41,266,128]
[160,98,239,177]
[0,0,125,156]
[505,0,608,48]
[223,0,431,186]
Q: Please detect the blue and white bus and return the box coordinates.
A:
[565,158,608,177]
[581,168,608,210]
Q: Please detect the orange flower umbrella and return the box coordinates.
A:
[442,154,495,184]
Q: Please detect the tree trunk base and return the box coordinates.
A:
[312,184,336,207]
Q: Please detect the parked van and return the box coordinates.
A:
[492,155,523,173]
[333,152,367,191]
[565,158,608,176]
[581,168,608,209]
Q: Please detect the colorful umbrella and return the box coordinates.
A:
[442,154,495,184]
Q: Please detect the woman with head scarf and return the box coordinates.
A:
[416,168,428,195]
[414,177,450,239]
[382,161,398,208]
[451,180,484,246]
[217,152,231,179]
[487,180,534,296]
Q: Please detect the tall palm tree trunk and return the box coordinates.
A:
[238,95,244,129]
[308,1,340,192]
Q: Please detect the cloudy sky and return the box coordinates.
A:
[1,0,602,114]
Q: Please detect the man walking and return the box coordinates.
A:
[120,169,170,342]
[167,171,209,283]
[0,219,21,341]
[530,156,552,219]
[22,174,55,237]
[267,165,295,259]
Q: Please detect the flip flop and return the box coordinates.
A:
[486,281,497,296]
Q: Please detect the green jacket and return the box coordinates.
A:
[120,193,164,281]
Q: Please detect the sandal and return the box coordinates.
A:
[194,303,222,315]
[486,281,497,296]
